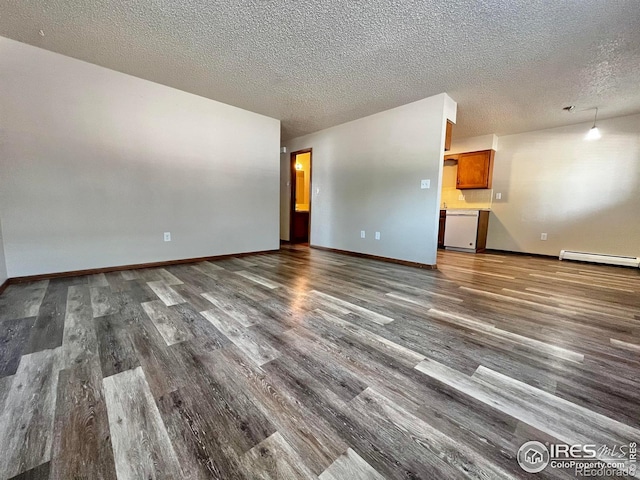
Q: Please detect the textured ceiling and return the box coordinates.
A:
[1,0,639,141]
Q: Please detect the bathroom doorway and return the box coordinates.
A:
[289,149,312,244]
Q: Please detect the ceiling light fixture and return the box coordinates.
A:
[585,107,601,141]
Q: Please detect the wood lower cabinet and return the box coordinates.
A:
[292,211,309,243]
[438,210,446,248]
[456,150,494,189]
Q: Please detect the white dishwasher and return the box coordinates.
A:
[444,210,479,251]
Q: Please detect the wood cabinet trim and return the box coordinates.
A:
[475,211,490,252]
[444,120,453,151]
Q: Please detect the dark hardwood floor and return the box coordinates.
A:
[0,246,639,479]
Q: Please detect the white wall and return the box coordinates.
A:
[283,93,456,266]
[0,37,280,277]
[488,113,640,257]
[448,134,498,155]
[0,217,7,285]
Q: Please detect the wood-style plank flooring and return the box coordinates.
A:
[0,246,639,479]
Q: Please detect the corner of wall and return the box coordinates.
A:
[490,134,499,151]
[283,93,455,266]
[280,150,291,241]
[442,94,458,124]
[0,215,8,286]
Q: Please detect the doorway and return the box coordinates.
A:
[289,149,312,244]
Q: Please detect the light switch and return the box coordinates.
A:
[421,179,430,189]
[360,230,366,238]
[495,192,502,200]
[375,232,381,240]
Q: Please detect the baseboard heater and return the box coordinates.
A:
[559,250,640,268]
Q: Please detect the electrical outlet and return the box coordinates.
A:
[375,231,381,240]
[360,230,366,239]
[458,194,465,201]
[420,179,430,189]
[540,233,548,241]
[164,232,171,242]
[495,192,502,200]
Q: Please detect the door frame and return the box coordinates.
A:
[289,148,313,243]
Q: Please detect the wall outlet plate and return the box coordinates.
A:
[458,194,465,201]
[360,230,366,238]
[164,232,171,242]
[375,231,381,240]
[421,179,430,189]
[495,192,502,200]
[540,233,548,241]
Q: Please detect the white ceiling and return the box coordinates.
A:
[1,0,639,141]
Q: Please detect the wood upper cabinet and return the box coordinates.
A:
[444,120,453,151]
[456,150,495,189]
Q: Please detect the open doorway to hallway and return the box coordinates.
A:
[289,149,312,244]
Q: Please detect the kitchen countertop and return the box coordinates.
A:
[441,207,491,211]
